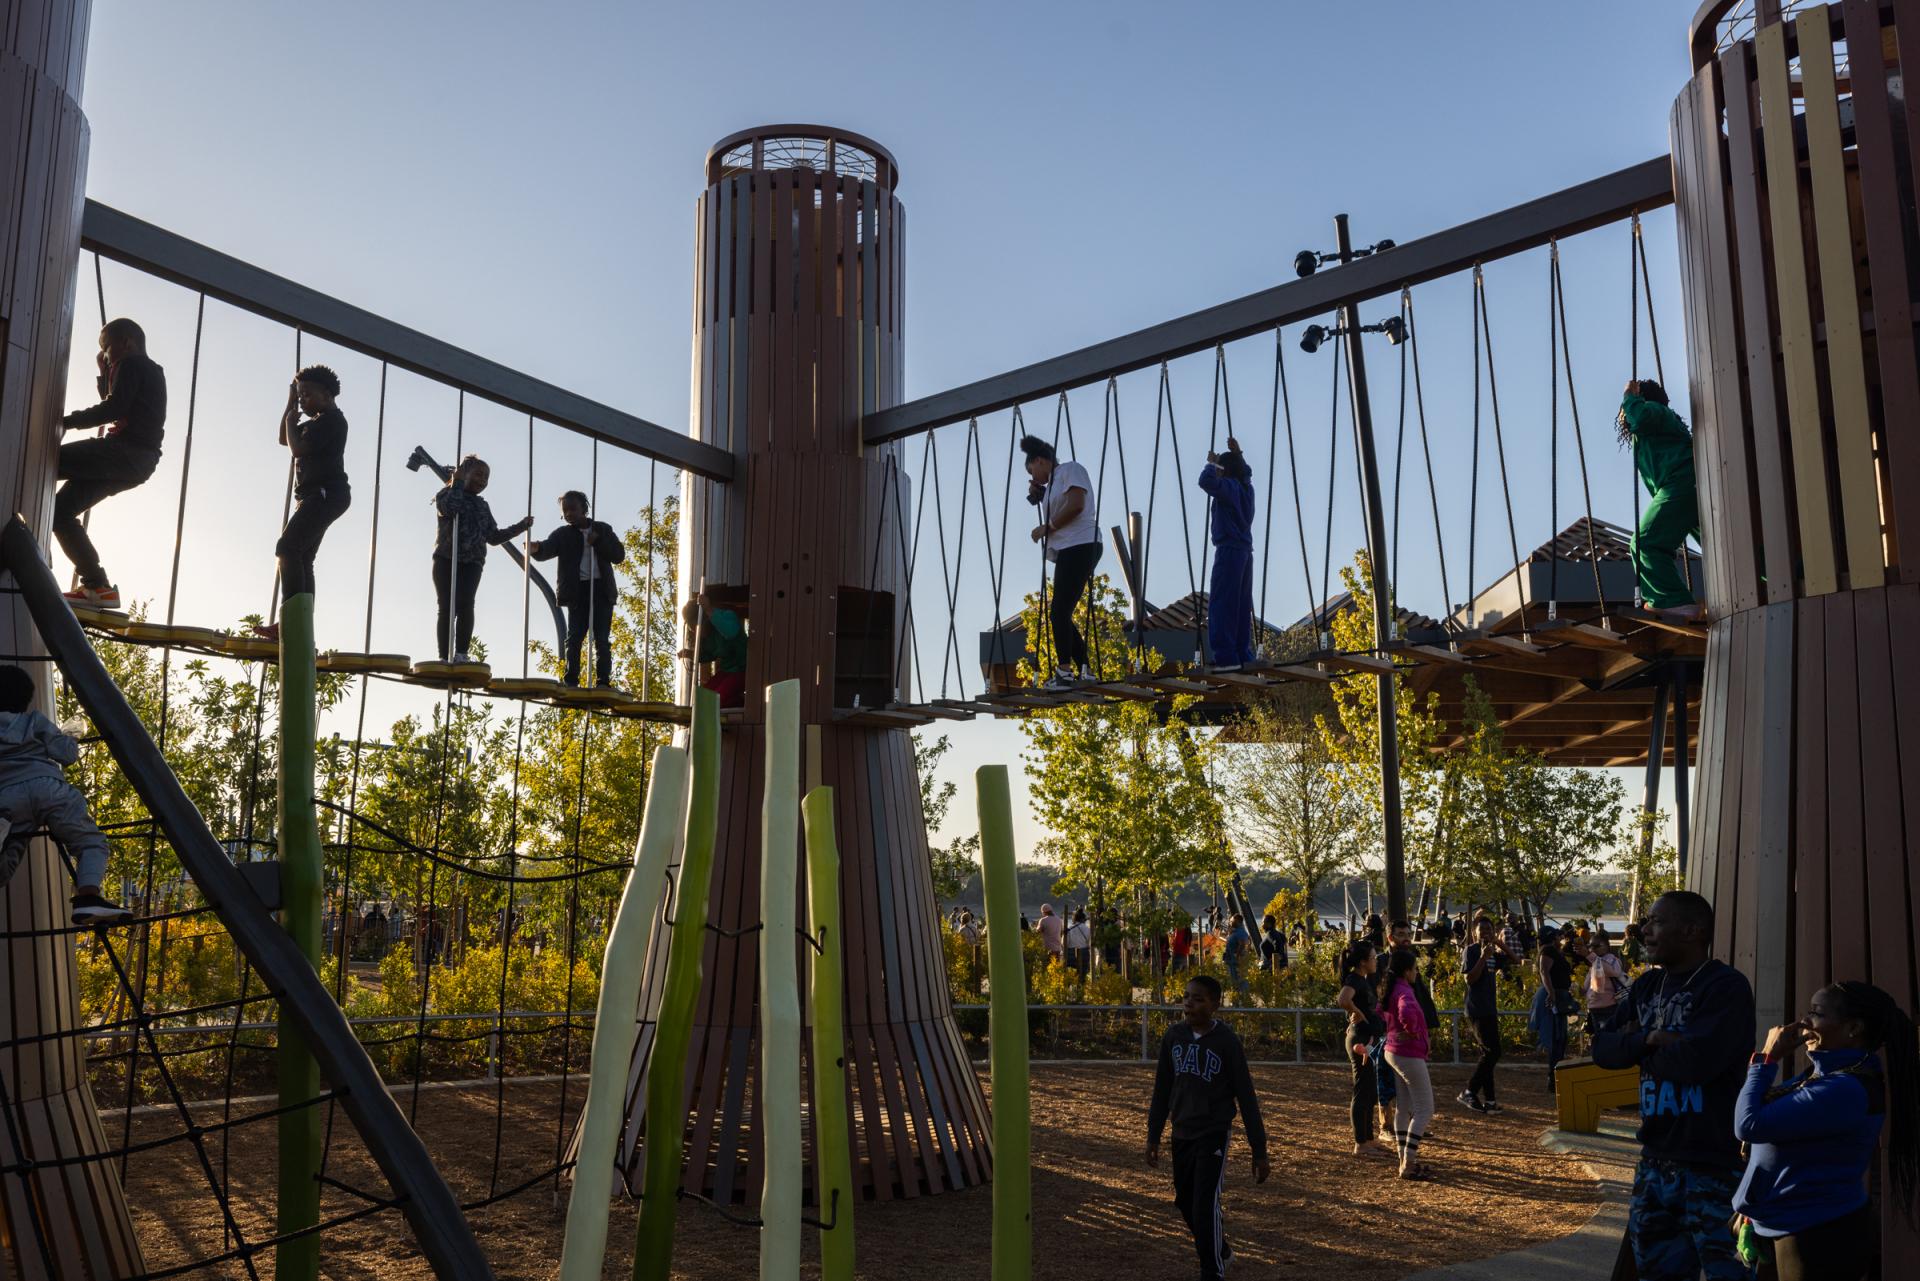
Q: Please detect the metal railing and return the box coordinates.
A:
[951,1003,1542,1065]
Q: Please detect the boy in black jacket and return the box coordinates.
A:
[1591,890,1755,1281]
[528,491,625,687]
[56,318,167,608]
[1147,975,1270,1280]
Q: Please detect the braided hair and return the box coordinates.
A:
[1827,981,1918,1221]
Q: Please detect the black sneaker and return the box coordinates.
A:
[1455,1089,1486,1113]
[1481,1099,1504,1114]
[71,893,134,927]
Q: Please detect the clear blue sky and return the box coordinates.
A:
[72,0,1697,868]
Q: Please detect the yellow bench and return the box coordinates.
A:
[1555,1056,1640,1133]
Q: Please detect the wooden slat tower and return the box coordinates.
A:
[617,127,991,1203]
[1674,0,1920,1255]
[0,0,145,1271]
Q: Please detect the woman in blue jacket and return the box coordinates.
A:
[1733,981,1917,1280]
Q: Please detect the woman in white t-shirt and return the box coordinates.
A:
[1582,927,1629,1034]
[1020,435,1101,688]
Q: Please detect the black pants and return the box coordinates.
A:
[1756,1202,1876,1281]
[1468,1011,1502,1101]
[1345,1028,1376,1141]
[1049,542,1101,671]
[432,556,482,659]
[1171,1130,1232,1281]
[564,587,616,686]
[277,486,350,600]
[53,438,160,586]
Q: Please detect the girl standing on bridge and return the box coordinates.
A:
[255,366,350,641]
[1618,379,1702,622]
[1198,436,1256,665]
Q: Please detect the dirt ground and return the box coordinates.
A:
[111,1063,1600,1278]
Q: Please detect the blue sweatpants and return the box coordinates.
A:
[1208,544,1254,665]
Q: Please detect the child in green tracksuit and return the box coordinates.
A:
[1618,380,1702,620]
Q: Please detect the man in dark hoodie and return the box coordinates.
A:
[1198,437,1256,666]
[55,318,167,609]
[1592,890,1755,1280]
[1147,974,1270,1281]
[528,490,626,688]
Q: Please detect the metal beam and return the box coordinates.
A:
[80,201,735,481]
[866,155,1674,443]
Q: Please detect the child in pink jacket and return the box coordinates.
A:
[1379,949,1435,1178]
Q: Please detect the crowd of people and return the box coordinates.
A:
[1141,891,1915,1281]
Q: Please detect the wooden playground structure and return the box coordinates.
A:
[0,0,1915,1273]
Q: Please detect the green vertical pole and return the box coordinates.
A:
[559,744,688,1281]
[976,765,1030,1281]
[759,680,802,1280]
[633,687,721,1280]
[802,785,855,1280]
[276,591,322,1281]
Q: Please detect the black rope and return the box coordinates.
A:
[1553,243,1608,612]
[1402,289,1455,630]
[1474,266,1528,636]
[1317,339,1345,644]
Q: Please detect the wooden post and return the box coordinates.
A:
[977,765,1030,1281]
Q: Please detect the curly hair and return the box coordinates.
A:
[296,364,341,396]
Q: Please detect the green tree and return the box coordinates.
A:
[1219,690,1357,909]
[1316,551,1456,897]
[914,732,980,902]
[1016,577,1227,953]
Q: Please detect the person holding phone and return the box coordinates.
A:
[431,456,533,663]
[1457,915,1513,1114]
[255,367,350,641]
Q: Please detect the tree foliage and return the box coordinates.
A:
[1218,690,1358,907]
[914,732,980,901]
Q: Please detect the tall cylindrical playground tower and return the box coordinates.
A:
[1671,0,1919,1253]
[0,0,144,1272]
[616,126,991,1203]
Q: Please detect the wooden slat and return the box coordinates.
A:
[1791,598,1829,1033]
[1722,614,1756,975]
[1671,74,1724,616]
[1843,0,1920,581]
[1754,21,1839,595]
[1822,594,1869,983]
[1719,40,1797,604]
[1796,12,1885,588]
[1886,583,1920,1016]
[1751,601,1795,1030]
[1854,589,1908,1003]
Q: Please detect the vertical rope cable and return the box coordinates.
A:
[1403,289,1455,632]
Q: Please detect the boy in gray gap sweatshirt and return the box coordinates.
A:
[1147,974,1270,1281]
[0,666,130,925]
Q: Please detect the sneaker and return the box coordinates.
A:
[63,584,121,609]
[1456,1089,1486,1113]
[1481,1099,1504,1114]
[452,651,475,665]
[252,622,281,642]
[71,893,134,926]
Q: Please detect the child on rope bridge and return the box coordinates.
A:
[430,456,534,664]
[1618,380,1703,623]
[0,666,131,925]
[1198,436,1256,665]
[680,594,747,707]
[56,318,167,610]
[254,365,351,642]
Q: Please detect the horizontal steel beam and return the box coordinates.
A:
[81,202,735,481]
[866,155,1674,443]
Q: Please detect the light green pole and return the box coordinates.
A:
[758,681,802,1279]
[275,592,323,1281]
[633,687,721,1280]
[559,744,688,1280]
[976,765,1030,1281]
[802,785,855,1280]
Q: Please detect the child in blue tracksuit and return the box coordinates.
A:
[1732,980,1917,1280]
[1198,438,1256,666]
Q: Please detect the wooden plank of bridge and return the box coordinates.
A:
[1313,651,1397,674]
[1458,631,1546,658]
[1391,642,1472,666]
[1529,619,1628,649]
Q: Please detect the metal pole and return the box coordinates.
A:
[1672,667,1691,879]
[1335,213,1407,923]
[1638,672,1670,914]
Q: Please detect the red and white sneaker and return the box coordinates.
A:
[63,584,121,609]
